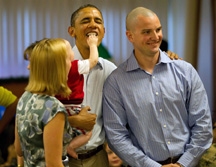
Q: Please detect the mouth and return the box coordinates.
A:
[111,160,120,164]
[147,41,160,45]
[86,32,98,37]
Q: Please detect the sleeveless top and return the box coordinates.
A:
[16,91,74,167]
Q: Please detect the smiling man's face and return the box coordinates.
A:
[68,7,105,51]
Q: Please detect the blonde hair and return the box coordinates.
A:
[25,38,71,98]
[23,39,47,60]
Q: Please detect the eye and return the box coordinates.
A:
[156,27,162,33]
[107,151,113,155]
[95,18,103,24]
[81,21,89,24]
[81,18,90,24]
[142,30,150,34]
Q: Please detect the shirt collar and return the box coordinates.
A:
[72,45,103,70]
[126,49,173,72]
[158,49,173,64]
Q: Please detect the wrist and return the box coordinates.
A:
[67,114,79,127]
[89,44,97,48]
[176,163,184,167]
[17,165,24,167]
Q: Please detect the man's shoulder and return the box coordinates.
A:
[106,60,127,79]
[99,57,116,65]
[98,57,117,70]
[171,59,195,72]
[169,59,200,81]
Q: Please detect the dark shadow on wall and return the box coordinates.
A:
[160,39,168,52]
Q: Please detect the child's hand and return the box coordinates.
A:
[87,33,98,47]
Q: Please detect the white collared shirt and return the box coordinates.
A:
[73,45,117,151]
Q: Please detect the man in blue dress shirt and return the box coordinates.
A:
[103,7,213,167]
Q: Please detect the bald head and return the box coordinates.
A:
[126,7,156,31]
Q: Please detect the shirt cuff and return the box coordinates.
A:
[144,157,164,167]
[177,151,196,167]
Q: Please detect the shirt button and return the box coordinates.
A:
[159,109,162,112]
[168,141,170,144]
[153,76,155,79]
[163,125,166,128]
[156,92,158,95]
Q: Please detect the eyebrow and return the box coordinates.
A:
[80,17,103,22]
[142,26,162,31]
[80,17,91,21]
[95,17,103,21]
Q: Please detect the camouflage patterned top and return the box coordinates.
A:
[198,143,216,167]
[16,91,74,167]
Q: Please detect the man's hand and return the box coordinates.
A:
[162,163,181,167]
[67,106,97,131]
[166,50,182,60]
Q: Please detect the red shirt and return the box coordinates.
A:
[56,60,84,104]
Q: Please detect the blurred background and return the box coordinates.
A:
[0,0,215,114]
[0,0,215,166]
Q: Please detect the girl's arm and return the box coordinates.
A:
[17,155,24,167]
[43,112,65,167]
[14,117,23,157]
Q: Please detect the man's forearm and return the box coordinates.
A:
[67,114,81,127]
[67,106,96,131]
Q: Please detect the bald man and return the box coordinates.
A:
[103,7,212,167]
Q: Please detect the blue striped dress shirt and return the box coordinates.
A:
[103,50,212,167]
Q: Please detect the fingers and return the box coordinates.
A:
[88,33,96,37]
[88,33,97,40]
[166,50,171,55]
[161,164,181,167]
[87,34,98,41]
[79,106,97,119]
[87,34,98,46]
[173,54,183,60]
[86,131,93,136]
[164,51,173,60]
[165,50,183,60]
[82,106,91,112]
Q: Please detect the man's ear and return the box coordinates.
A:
[103,27,105,38]
[68,26,75,37]
[126,30,133,43]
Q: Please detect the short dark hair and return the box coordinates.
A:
[70,4,103,27]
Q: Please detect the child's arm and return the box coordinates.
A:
[87,34,98,70]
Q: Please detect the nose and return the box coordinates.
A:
[112,153,118,159]
[88,20,97,28]
[27,64,30,70]
[151,31,159,40]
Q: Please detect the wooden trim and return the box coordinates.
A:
[0,77,28,84]
[193,0,201,69]
[212,0,216,121]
